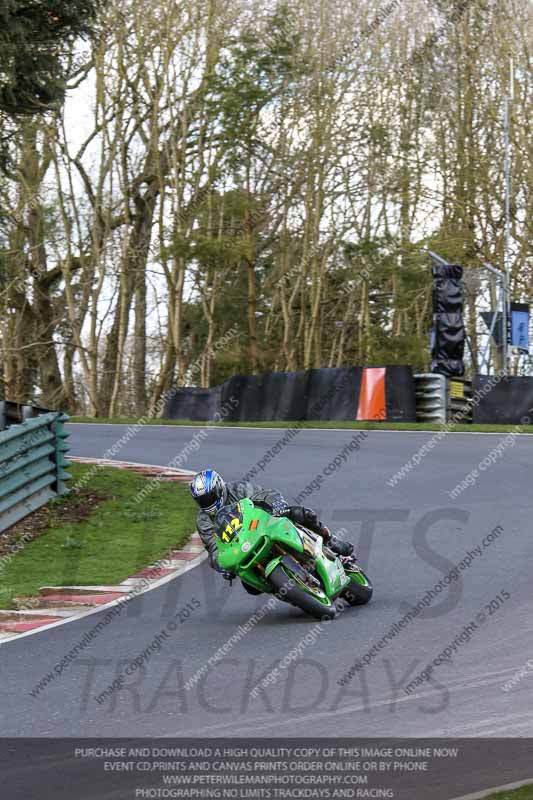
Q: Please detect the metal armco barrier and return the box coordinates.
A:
[415,374,473,423]
[0,411,71,533]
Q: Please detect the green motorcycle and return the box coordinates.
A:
[214,498,372,620]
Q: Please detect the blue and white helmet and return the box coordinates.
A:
[190,469,227,515]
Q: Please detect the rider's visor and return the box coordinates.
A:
[197,489,220,510]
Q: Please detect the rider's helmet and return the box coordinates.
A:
[190,469,227,516]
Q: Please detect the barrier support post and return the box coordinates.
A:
[51,413,71,496]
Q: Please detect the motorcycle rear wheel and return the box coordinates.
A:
[342,568,373,606]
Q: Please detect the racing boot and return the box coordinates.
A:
[288,506,355,557]
[320,524,355,558]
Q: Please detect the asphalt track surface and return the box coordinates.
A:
[3,423,533,749]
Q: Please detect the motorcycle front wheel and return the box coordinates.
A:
[268,564,337,621]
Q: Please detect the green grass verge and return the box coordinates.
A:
[0,463,197,609]
[69,416,533,434]
[481,785,533,799]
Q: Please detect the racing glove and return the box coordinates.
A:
[270,494,291,517]
[212,558,234,582]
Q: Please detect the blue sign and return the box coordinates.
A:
[511,303,529,352]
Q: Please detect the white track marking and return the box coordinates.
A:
[451,778,533,799]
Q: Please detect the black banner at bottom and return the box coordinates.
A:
[1,738,532,800]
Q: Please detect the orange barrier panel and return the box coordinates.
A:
[356,367,386,421]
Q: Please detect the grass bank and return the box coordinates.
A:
[0,463,196,608]
[480,785,533,799]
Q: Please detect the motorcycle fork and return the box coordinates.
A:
[252,543,285,578]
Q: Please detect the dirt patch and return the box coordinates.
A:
[0,488,110,556]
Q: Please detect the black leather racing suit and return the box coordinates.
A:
[196,480,331,573]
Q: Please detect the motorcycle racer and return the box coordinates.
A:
[190,469,355,588]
